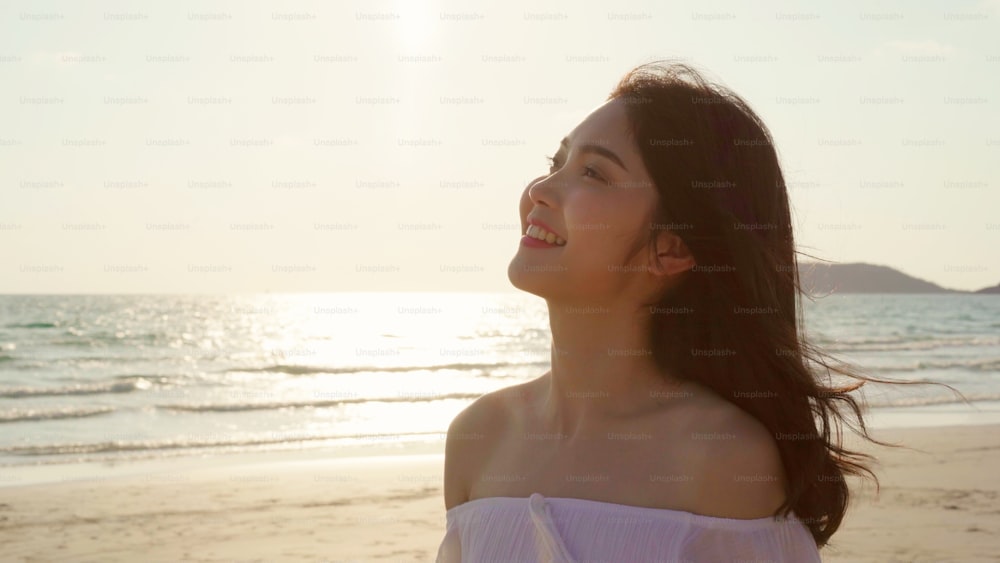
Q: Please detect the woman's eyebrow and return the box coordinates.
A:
[559,137,629,172]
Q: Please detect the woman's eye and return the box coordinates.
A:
[582,165,605,182]
[544,155,605,183]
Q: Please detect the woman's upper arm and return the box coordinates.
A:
[444,412,471,510]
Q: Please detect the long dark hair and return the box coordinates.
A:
[608,60,964,547]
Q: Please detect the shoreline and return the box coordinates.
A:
[0,438,447,489]
[1,424,997,560]
[2,400,999,489]
[862,398,1000,428]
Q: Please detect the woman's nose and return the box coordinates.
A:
[525,174,559,208]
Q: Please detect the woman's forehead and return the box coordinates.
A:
[562,98,645,179]
[566,98,631,146]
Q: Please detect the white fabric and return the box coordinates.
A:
[436,493,822,562]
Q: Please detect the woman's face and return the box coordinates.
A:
[508,97,672,305]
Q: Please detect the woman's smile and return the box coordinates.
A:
[520,233,565,249]
[524,220,566,246]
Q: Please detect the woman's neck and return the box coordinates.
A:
[538,299,692,442]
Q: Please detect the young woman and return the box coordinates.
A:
[435,60,921,562]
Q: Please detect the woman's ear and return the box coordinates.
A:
[649,231,696,277]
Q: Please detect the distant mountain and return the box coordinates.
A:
[797,262,980,294]
[975,283,1000,294]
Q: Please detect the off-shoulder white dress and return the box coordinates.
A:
[436,493,821,562]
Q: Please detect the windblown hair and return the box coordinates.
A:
[608,60,963,547]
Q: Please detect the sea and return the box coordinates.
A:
[1,293,998,472]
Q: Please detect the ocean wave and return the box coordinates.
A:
[822,335,1000,353]
[223,360,546,376]
[873,358,1000,373]
[0,406,115,423]
[47,339,100,347]
[865,392,1000,408]
[4,322,59,329]
[62,330,164,342]
[0,429,443,457]
[0,378,150,399]
[159,391,484,412]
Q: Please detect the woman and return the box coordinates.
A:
[436,60,923,562]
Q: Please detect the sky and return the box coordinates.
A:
[1,0,998,293]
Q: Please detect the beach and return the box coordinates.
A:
[1,291,997,562]
[0,451,449,562]
[1,422,998,562]
[825,422,1000,562]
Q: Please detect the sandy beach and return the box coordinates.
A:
[825,423,1000,563]
[1,423,998,562]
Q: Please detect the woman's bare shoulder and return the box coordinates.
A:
[443,377,541,509]
[448,378,540,438]
[675,390,789,518]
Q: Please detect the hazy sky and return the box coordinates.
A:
[2,0,998,293]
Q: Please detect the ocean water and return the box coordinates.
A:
[0,293,998,467]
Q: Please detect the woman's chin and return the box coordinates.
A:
[507,259,545,296]
[506,259,530,292]
[507,260,568,299]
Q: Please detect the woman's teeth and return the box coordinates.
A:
[526,225,566,246]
